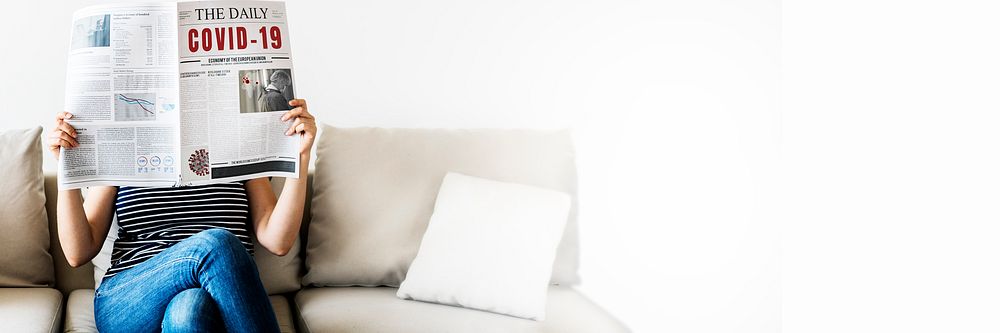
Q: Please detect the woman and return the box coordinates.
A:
[49,99,316,333]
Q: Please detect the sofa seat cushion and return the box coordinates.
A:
[64,289,296,332]
[295,287,629,333]
[0,288,63,333]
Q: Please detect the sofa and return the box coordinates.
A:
[1,126,629,332]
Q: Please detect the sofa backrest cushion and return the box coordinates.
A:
[0,127,55,287]
[304,126,581,287]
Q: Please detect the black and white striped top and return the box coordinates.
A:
[105,182,254,278]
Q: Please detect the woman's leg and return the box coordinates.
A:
[189,229,280,331]
[162,288,222,333]
[95,229,280,333]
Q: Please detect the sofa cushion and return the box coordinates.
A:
[0,288,63,333]
[64,289,297,332]
[295,287,629,333]
[0,127,55,287]
[305,126,581,287]
[64,290,96,333]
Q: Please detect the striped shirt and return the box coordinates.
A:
[105,182,254,278]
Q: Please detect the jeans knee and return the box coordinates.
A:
[163,289,217,332]
[193,229,243,251]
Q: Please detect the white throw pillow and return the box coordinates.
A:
[396,172,571,320]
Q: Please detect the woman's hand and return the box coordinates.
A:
[48,112,79,160]
[282,99,316,156]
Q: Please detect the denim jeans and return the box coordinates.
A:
[94,229,281,333]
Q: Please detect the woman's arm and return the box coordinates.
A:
[57,187,117,267]
[48,111,116,267]
[247,99,316,256]
[245,159,308,256]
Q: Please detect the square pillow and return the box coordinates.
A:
[0,127,54,287]
[396,172,571,320]
[304,126,580,287]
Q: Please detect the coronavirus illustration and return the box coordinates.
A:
[188,149,210,176]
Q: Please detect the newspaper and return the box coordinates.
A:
[60,1,298,190]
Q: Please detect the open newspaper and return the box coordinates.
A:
[60,1,298,190]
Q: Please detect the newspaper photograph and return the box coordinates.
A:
[60,1,298,190]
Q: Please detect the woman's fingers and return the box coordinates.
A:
[49,112,77,159]
[55,131,78,147]
[281,106,313,121]
[57,138,76,149]
[281,108,301,121]
[47,129,77,160]
[282,100,314,139]
[56,112,74,124]
[283,99,311,119]
[50,120,78,147]
[47,136,72,160]
[57,122,78,138]
[286,117,318,136]
[47,135,64,150]
[286,118,303,135]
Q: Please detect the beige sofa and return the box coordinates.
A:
[3,127,629,332]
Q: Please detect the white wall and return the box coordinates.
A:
[0,1,779,332]
[782,1,1000,332]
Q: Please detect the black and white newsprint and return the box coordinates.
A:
[60,1,299,190]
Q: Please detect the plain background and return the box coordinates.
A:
[7,0,996,332]
[782,0,1000,332]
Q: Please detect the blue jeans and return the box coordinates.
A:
[94,229,280,333]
